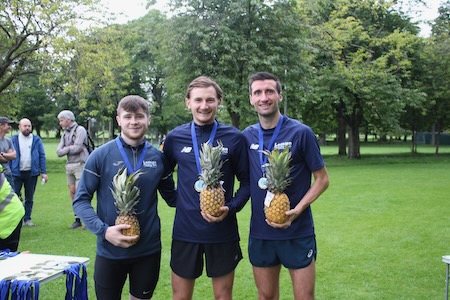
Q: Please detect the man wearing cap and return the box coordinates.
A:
[56,110,89,229]
[10,118,48,227]
[0,117,17,187]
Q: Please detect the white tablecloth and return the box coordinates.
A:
[0,253,89,283]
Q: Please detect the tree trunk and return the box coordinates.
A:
[319,133,327,146]
[411,130,417,154]
[347,125,361,159]
[337,114,347,156]
[228,109,240,129]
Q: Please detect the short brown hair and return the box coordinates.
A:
[185,76,223,100]
[117,95,149,115]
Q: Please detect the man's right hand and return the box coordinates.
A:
[105,224,139,248]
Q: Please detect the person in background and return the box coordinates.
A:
[56,110,88,229]
[0,117,17,187]
[243,72,329,300]
[0,165,25,251]
[163,76,250,300]
[10,118,48,227]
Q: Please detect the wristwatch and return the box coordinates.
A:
[0,152,3,156]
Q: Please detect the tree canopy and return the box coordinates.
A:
[0,0,448,158]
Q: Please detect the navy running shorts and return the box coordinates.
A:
[248,235,317,269]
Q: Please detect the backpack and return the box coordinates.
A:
[73,125,95,154]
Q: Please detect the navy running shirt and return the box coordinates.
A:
[242,116,325,240]
[164,121,250,243]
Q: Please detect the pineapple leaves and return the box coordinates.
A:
[262,147,293,194]
[199,140,227,188]
[110,167,146,214]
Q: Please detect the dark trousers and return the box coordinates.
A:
[13,171,38,222]
[0,220,22,251]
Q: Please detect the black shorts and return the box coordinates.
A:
[170,240,243,279]
[94,252,161,300]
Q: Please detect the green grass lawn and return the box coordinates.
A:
[15,140,450,299]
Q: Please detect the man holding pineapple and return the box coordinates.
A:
[73,95,176,300]
[163,76,250,300]
[243,72,329,300]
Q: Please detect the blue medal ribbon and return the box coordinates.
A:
[258,115,284,175]
[115,137,148,174]
[191,120,218,175]
[64,263,87,300]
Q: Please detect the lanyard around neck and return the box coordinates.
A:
[191,120,218,175]
[115,137,147,174]
[258,115,284,175]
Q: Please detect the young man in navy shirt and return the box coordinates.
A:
[163,76,250,300]
[243,72,329,300]
[73,95,176,300]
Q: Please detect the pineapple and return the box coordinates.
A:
[110,167,144,245]
[199,141,226,217]
[262,147,293,224]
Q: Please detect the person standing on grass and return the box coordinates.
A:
[73,95,176,300]
[243,72,329,300]
[0,165,25,251]
[10,118,48,227]
[163,76,250,300]
[56,110,88,230]
[0,117,17,188]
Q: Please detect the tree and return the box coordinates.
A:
[10,73,55,136]
[43,25,133,139]
[421,0,450,155]
[301,0,424,158]
[0,0,95,96]
[124,10,176,136]
[165,0,308,129]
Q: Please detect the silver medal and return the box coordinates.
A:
[194,180,205,192]
[258,177,268,190]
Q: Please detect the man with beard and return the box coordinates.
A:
[10,118,48,227]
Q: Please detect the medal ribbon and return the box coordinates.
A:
[258,115,284,175]
[191,120,218,175]
[115,137,148,174]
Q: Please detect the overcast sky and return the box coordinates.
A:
[100,0,442,37]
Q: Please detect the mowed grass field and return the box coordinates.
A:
[15,140,450,299]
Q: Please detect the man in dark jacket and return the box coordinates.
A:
[10,118,48,227]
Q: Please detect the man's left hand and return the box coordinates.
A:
[201,206,229,223]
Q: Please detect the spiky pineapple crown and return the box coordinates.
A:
[262,147,293,193]
[110,167,144,215]
[199,140,225,188]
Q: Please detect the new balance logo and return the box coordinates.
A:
[181,146,192,153]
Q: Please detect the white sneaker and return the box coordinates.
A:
[24,220,35,227]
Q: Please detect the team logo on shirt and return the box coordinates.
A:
[250,143,259,150]
[274,142,292,150]
[181,146,192,153]
[143,160,157,168]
